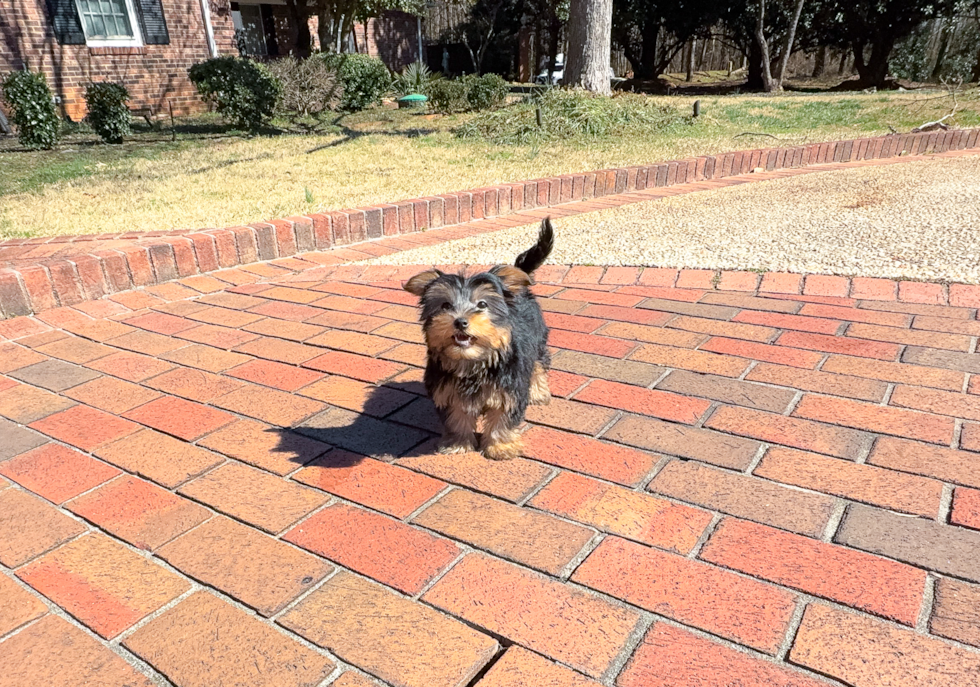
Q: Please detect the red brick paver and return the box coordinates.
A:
[4,208,980,683]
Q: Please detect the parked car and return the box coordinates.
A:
[535,55,564,85]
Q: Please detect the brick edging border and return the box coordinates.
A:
[1,128,979,319]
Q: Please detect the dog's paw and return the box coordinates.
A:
[529,388,552,406]
[482,441,521,461]
[438,440,476,454]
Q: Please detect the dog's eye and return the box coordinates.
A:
[441,302,452,311]
[476,300,488,309]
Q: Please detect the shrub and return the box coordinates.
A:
[392,61,439,97]
[427,77,469,113]
[466,73,508,110]
[322,53,390,111]
[266,56,342,117]
[458,88,683,145]
[84,82,130,143]
[1,69,60,150]
[427,73,509,113]
[188,56,281,131]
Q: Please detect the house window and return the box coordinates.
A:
[231,3,268,56]
[74,0,143,46]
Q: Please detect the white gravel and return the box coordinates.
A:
[364,155,980,283]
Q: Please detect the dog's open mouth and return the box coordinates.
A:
[453,332,474,348]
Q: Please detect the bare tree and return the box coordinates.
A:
[812,45,827,77]
[774,0,805,85]
[752,0,776,91]
[460,0,505,74]
[564,0,613,93]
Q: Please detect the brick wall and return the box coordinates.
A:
[364,12,419,71]
[0,0,238,121]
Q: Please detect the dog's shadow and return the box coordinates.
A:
[264,380,442,469]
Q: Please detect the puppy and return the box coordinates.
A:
[404,218,554,460]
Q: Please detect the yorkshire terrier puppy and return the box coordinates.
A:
[404,218,554,460]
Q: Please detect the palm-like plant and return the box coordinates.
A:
[392,61,441,96]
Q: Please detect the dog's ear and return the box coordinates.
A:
[490,265,532,292]
[403,269,442,296]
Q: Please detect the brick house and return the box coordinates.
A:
[1,0,238,120]
[231,2,420,70]
[0,0,418,122]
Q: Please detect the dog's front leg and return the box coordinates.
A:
[528,361,552,405]
[481,408,523,461]
[438,403,478,453]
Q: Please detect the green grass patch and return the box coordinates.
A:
[2,86,978,238]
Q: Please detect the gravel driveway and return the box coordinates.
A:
[365,155,980,283]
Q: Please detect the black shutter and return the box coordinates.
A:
[45,0,86,45]
[135,0,170,45]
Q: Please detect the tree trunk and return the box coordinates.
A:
[746,40,764,89]
[533,17,544,74]
[564,0,613,94]
[686,40,696,81]
[752,0,776,91]
[812,45,827,77]
[838,49,848,75]
[853,38,893,87]
[930,18,951,81]
[699,37,710,71]
[547,12,560,83]
[284,0,312,57]
[340,13,355,52]
[774,0,805,86]
[972,39,980,83]
[633,26,659,79]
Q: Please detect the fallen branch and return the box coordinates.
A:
[734,132,781,139]
[911,113,953,133]
[908,78,963,133]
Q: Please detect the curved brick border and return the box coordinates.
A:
[1,127,979,319]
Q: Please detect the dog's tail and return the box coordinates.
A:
[514,218,554,275]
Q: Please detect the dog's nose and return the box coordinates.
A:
[453,318,468,331]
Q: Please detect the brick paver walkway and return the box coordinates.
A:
[2,249,980,686]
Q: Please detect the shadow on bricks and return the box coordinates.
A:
[283,381,439,461]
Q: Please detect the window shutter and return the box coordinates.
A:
[135,0,170,45]
[45,0,86,45]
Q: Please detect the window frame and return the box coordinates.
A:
[73,0,144,48]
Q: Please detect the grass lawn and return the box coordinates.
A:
[1,86,978,239]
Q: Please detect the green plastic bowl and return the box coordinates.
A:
[397,93,428,109]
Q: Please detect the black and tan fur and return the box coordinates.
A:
[404,219,554,460]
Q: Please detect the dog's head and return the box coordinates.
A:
[404,266,531,363]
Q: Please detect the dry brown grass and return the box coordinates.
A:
[1,87,977,238]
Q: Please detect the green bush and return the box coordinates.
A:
[322,53,390,111]
[427,74,509,113]
[458,88,683,144]
[1,69,60,150]
[427,77,469,113]
[466,73,508,110]
[84,82,130,143]
[188,56,281,131]
[265,56,342,117]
